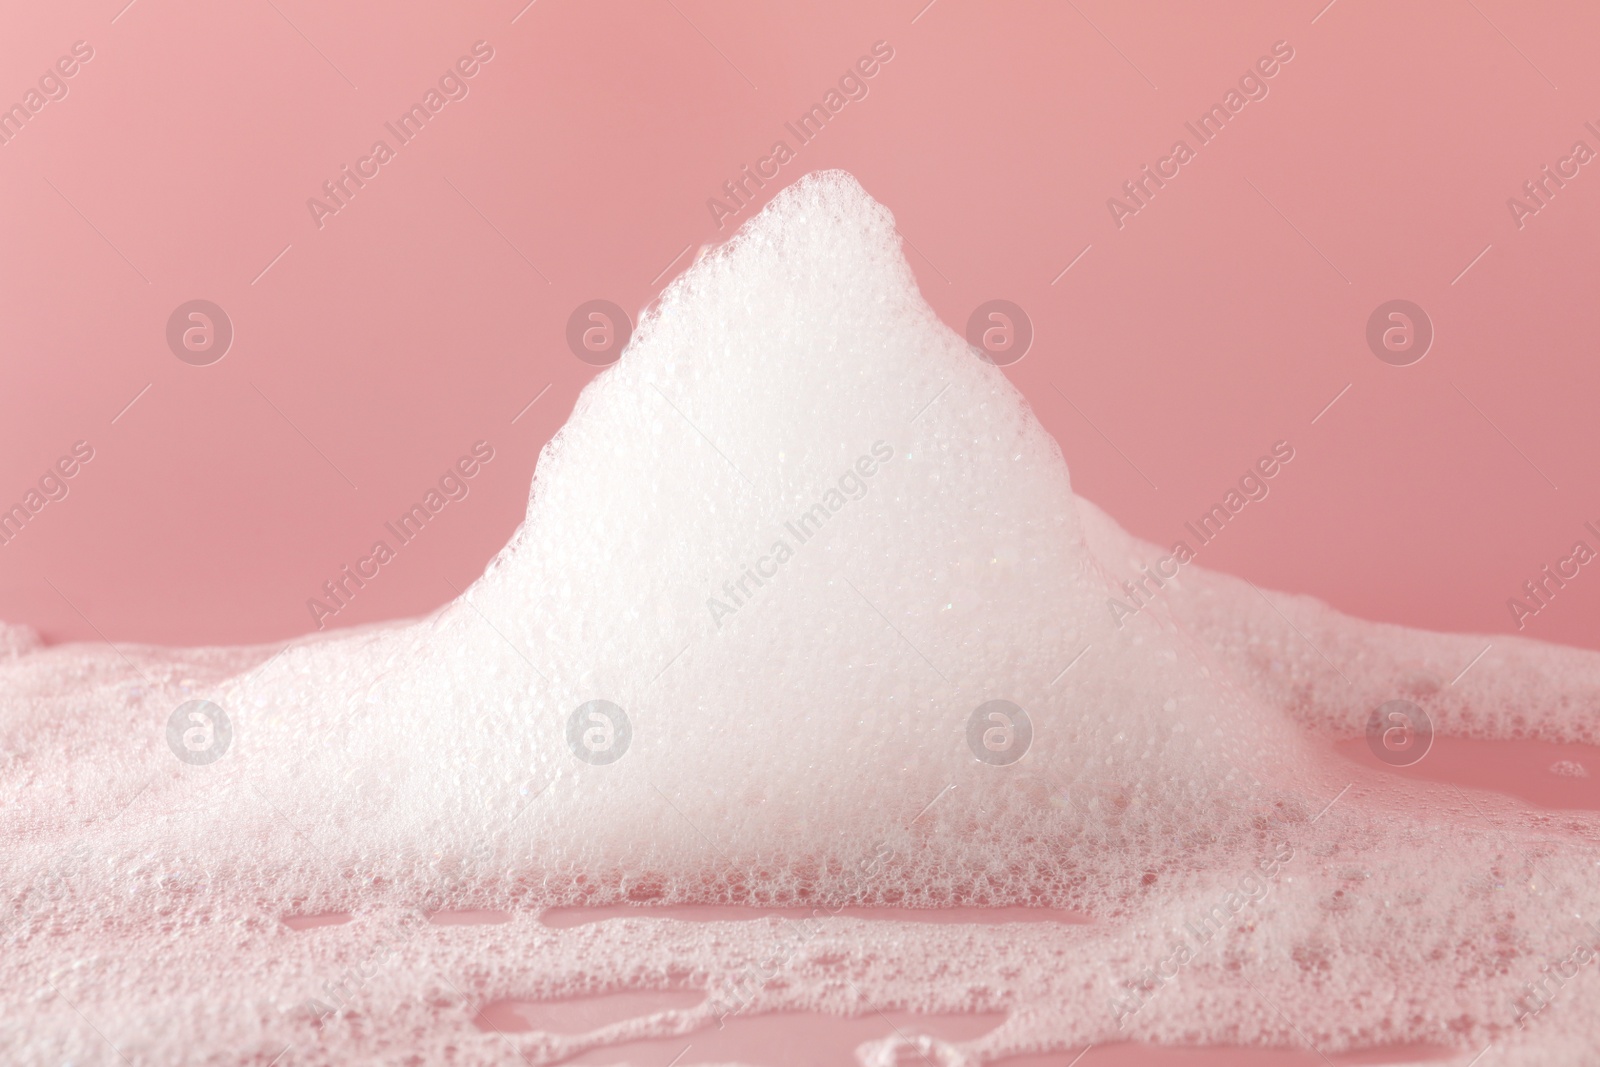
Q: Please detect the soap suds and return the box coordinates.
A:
[3,171,1600,1065]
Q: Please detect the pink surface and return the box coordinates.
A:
[538,904,1094,928]
[471,990,1453,1067]
[468,991,1454,1067]
[2,0,1597,654]
[1336,735,1600,809]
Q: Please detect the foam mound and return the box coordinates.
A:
[4,171,1600,1066]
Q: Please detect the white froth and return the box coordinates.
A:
[5,171,1600,1065]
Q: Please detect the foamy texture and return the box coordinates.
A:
[4,171,1600,1065]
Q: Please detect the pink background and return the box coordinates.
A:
[2,0,1597,656]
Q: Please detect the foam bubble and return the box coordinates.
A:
[4,171,1600,1065]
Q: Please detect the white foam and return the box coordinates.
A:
[4,171,1600,1065]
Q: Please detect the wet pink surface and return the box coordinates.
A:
[539,904,1094,928]
[994,1045,1454,1067]
[280,912,353,932]
[473,990,1453,1067]
[1337,735,1600,810]
[428,908,513,926]
[476,989,707,1035]
[496,1007,1009,1067]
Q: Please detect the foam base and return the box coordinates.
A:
[4,171,1599,1065]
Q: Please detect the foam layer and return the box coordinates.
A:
[4,171,1600,1066]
